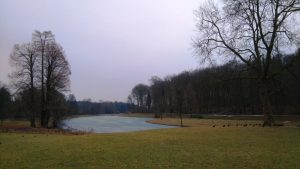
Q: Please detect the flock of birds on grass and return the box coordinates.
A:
[212,123,263,128]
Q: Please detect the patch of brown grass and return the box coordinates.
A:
[121,112,154,118]
[0,119,89,135]
[148,118,264,127]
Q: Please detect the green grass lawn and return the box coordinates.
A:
[1,126,300,169]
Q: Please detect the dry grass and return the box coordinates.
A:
[148,118,264,127]
[121,112,155,118]
[0,119,88,135]
[0,119,30,129]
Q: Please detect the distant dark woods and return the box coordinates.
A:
[129,50,300,117]
[0,91,131,122]
[76,101,130,115]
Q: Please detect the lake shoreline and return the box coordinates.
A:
[62,115,176,133]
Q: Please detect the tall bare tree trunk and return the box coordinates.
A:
[41,46,46,128]
[45,77,51,128]
[30,82,35,128]
[179,103,183,127]
[259,81,274,126]
[29,55,36,128]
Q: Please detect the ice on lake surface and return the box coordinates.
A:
[62,115,175,133]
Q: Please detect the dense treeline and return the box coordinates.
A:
[129,50,300,117]
[127,84,151,113]
[0,85,12,121]
[0,85,69,126]
[0,89,132,123]
[67,94,131,114]
[76,101,130,115]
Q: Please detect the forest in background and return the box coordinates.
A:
[1,47,299,126]
[129,49,300,117]
[0,90,131,120]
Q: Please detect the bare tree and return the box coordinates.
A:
[127,95,134,105]
[183,82,197,115]
[0,85,11,123]
[44,42,71,127]
[194,0,300,126]
[146,90,152,112]
[10,43,38,127]
[9,31,70,128]
[67,93,79,115]
[150,77,166,119]
[32,30,55,127]
[131,84,149,111]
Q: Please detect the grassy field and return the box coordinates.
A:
[148,118,264,127]
[123,113,300,127]
[1,119,300,169]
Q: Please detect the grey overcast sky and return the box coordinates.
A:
[0,0,203,102]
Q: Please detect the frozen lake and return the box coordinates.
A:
[62,115,175,133]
